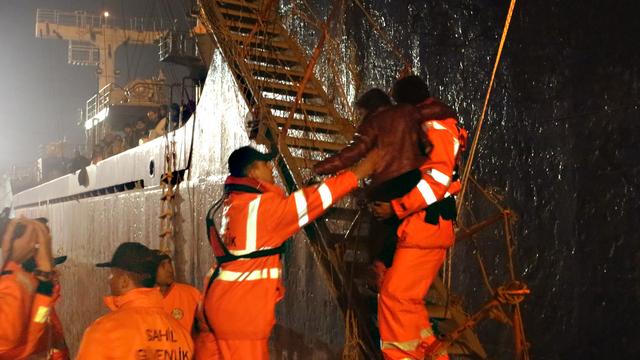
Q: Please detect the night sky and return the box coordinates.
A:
[0,0,190,171]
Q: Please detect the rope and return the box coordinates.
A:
[456,0,517,214]
[443,0,516,329]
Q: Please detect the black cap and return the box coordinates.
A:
[228,146,277,177]
[96,242,160,275]
[22,255,68,273]
[152,249,171,263]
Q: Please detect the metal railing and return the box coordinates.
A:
[85,80,167,126]
[36,8,171,33]
[86,84,121,124]
[158,31,200,61]
[68,41,100,65]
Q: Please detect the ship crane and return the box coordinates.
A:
[34,9,171,147]
[35,8,166,90]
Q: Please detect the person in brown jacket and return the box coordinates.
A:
[314,87,426,271]
[313,81,457,270]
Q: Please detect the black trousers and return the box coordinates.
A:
[366,169,421,267]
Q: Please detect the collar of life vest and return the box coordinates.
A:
[224,176,284,196]
[104,287,164,311]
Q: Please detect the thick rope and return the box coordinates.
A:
[457,0,517,214]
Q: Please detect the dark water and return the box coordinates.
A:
[291,0,640,358]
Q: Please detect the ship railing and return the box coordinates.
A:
[85,84,123,129]
[36,8,170,33]
[159,31,200,61]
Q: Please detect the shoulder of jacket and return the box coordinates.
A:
[174,282,201,296]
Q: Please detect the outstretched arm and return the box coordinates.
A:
[313,119,377,175]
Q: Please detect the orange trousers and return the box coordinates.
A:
[378,247,448,360]
[216,339,269,360]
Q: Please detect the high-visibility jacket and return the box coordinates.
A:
[0,262,54,360]
[76,287,193,359]
[194,267,221,359]
[161,282,201,333]
[204,171,359,340]
[391,100,467,249]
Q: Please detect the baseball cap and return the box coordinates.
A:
[228,146,277,177]
[23,255,67,273]
[152,249,171,263]
[96,242,160,275]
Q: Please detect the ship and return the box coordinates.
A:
[10,1,528,358]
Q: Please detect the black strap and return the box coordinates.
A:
[202,181,288,333]
[223,183,263,194]
[0,270,12,276]
[425,196,457,225]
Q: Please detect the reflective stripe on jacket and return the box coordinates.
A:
[205,171,359,340]
[77,288,193,359]
[391,99,468,248]
[0,262,55,359]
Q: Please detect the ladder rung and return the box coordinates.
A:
[245,47,299,62]
[218,7,273,23]
[227,23,283,37]
[248,64,305,82]
[227,33,289,52]
[255,79,319,98]
[285,137,345,152]
[273,116,344,133]
[217,0,261,11]
[264,98,331,116]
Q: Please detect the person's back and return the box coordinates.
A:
[77,288,193,359]
[366,104,427,187]
[77,242,193,360]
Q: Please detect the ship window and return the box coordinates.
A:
[149,160,155,177]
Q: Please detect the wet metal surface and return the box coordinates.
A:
[14,1,640,358]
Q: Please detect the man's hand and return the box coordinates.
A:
[372,201,395,220]
[32,221,53,273]
[351,149,379,180]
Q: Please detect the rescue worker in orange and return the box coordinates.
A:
[203,146,377,359]
[194,267,221,360]
[77,242,194,359]
[373,75,467,360]
[154,250,202,333]
[15,254,70,360]
[0,215,55,360]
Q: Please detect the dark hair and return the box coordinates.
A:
[392,75,431,105]
[355,88,392,114]
[228,146,276,177]
[123,269,156,288]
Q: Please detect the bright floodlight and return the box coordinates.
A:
[103,11,110,17]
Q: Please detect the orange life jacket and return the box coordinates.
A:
[76,288,193,359]
[203,171,359,340]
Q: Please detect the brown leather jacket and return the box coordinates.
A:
[314,104,426,187]
[313,98,457,189]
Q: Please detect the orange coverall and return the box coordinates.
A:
[161,282,202,333]
[77,287,194,359]
[194,267,221,360]
[0,261,54,360]
[204,171,359,359]
[379,99,467,360]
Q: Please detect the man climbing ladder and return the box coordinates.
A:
[373,75,468,360]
